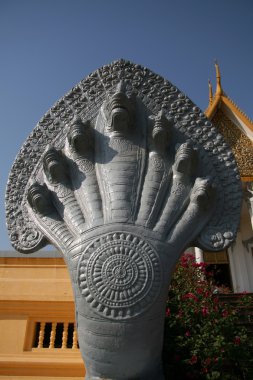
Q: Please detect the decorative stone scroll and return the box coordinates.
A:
[6,60,241,380]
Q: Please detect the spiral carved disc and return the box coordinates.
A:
[78,232,162,320]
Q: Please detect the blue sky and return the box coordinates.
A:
[1,0,253,250]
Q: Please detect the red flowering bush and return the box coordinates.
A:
[163,253,253,379]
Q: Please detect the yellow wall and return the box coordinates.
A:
[0,257,85,378]
[0,258,73,302]
[0,318,27,355]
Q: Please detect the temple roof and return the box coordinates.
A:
[205,63,253,180]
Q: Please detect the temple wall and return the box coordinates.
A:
[0,257,85,378]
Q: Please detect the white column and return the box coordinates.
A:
[244,243,253,291]
[245,182,253,230]
[228,232,251,293]
[242,182,253,291]
[194,247,204,263]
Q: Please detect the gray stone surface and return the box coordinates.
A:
[6,60,242,379]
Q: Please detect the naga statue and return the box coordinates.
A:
[6,60,241,379]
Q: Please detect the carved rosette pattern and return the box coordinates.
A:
[78,232,162,320]
[6,59,241,252]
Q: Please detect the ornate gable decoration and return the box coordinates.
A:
[206,63,253,180]
[212,110,253,178]
[6,60,241,253]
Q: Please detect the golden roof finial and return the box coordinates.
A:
[208,79,213,105]
[215,60,222,95]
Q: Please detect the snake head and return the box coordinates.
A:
[104,81,134,136]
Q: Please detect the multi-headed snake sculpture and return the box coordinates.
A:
[6,60,241,379]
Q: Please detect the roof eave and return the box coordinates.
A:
[205,94,221,120]
[221,95,253,133]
